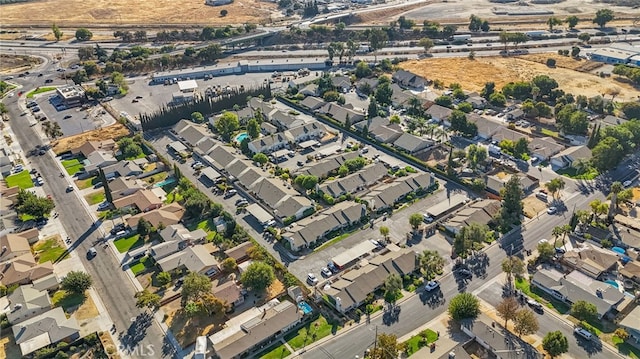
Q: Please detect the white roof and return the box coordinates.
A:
[178,80,198,91]
[332,240,377,268]
[426,193,468,217]
[246,203,272,224]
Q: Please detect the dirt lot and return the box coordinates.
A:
[0,0,279,26]
[0,54,43,73]
[523,195,548,219]
[52,123,130,155]
[400,54,640,102]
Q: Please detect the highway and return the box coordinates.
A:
[297,161,637,359]
[3,82,173,358]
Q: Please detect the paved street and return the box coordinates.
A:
[4,93,172,358]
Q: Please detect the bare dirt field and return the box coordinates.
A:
[0,0,278,26]
[0,54,43,73]
[52,123,130,155]
[400,54,640,102]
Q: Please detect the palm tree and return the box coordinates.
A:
[419,250,445,280]
[408,97,422,116]
[589,199,609,223]
[608,181,623,220]
[433,127,449,143]
[572,158,590,176]
[425,123,438,140]
[552,224,572,249]
[416,117,427,136]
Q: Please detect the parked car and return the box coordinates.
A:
[66,185,74,192]
[35,177,44,186]
[424,280,440,292]
[307,273,319,285]
[547,206,557,215]
[457,268,472,278]
[45,79,53,83]
[87,247,97,259]
[111,224,126,235]
[321,267,332,277]
[97,202,111,211]
[13,165,24,173]
[327,262,339,273]
[624,180,633,187]
[63,115,72,119]
[574,327,593,341]
[527,299,543,312]
[224,189,237,198]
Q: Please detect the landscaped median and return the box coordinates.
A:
[26,86,56,99]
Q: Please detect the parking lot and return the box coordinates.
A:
[29,94,115,137]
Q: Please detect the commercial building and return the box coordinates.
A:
[56,85,86,108]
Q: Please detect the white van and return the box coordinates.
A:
[574,327,593,341]
[535,192,548,202]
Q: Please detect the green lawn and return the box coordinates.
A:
[51,290,86,312]
[114,234,143,253]
[33,238,69,263]
[557,166,599,180]
[76,176,98,189]
[62,158,85,175]
[315,229,358,252]
[285,316,340,350]
[5,170,33,189]
[26,86,56,99]
[20,214,36,222]
[144,171,168,185]
[130,256,155,276]
[540,128,559,138]
[258,343,291,359]
[515,278,570,314]
[84,191,106,205]
[165,191,184,204]
[404,329,438,356]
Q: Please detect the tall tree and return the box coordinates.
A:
[409,213,423,232]
[379,226,390,242]
[384,273,403,307]
[247,118,260,139]
[543,331,569,358]
[52,23,63,41]
[499,176,523,232]
[501,256,525,288]
[419,250,445,280]
[466,144,487,170]
[181,272,212,306]
[418,37,434,53]
[496,296,519,328]
[448,292,480,321]
[241,261,275,292]
[198,293,229,316]
[546,17,562,32]
[593,9,614,29]
[571,300,597,321]
[514,309,539,337]
[61,271,93,295]
[545,178,565,199]
[454,223,492,259]
[136,289,161,311]
[565,15,579,29]
[608,181,623,219]
[215,111,240,141]
[373,333,403,359]
[368,28,388,62]
[551,224,572,249]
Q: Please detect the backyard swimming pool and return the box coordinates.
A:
[235,132,248,143]
[154,177,177,187]
[605,279,619,288]
[298,301,313,315]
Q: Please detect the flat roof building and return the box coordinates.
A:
[56,85,86,107]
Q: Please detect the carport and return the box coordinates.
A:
[331,240,377,269]
[246,203,272,225]
[200,167,221,182]
[272,149,289,161]
[319,144,341,157]
[298,140,318,151]
[168,141,187,153]
[426,193,468,218]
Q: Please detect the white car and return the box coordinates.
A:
[623,180,633,187]
[547,207,557,215]
[35,177,44,186]
[424,280,440,292]
[574,327,593,341]
[321,267,332,277]
[307,273,318,285]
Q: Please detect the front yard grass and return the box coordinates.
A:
[615,337,640,359]
[4,170,33,189]
[114,234,143,253]
[404,329,438,356]
[258,343,291,359]
[285,315,340,350]
[130,256,155,276]
[51,290,86,313]
[84,191,106,205]
[62,158,85,175]
[76,176,98,189]
[515,278,569,314]
[557,166,599,180]
[33,236,69,263]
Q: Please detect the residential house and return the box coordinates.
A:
[102,161,143,180]
[619,306,640,344]
[443,199,501,234]
[297,152,359,179]
[319,163,388,198]
[318,103,365,125]
[12,307,80,356]
[599,115,627,128]
[250,178,313,219]
[299,83,319,97]
[282,201,366,251]
[107,177,146,201]
[370,124,403,144]
[532,268,626,319]
[157,244,219,275]
[260,122,278,135]
[173,119,194,135]
[424,104,453,126]
[233,107,254,124]
[550,145,592,169]
[356,78,378,96]
[208,145,240,170]
[209,300,302,359]
[390,84,413,108]
[299,96,325,111]
[1,230,38,262]
[126,202,185,231]
[151,224,208,261]
[212,281,244,308]
[466,92,486,109]
[177,121,209,148]
[620,261,640,285]
[364,173,436,211]
[0,253,54,287]
[285,122,328,144]
[0,154,11,177]
[459,320,543,359]
[247,133,289,154]
[331,76,351,92]
[392,70,426,90]
[393,133,433,154]
[506,108,525,121]
[467,114,500,140]
[561,246,619,279]
[248,98,275,119]
[324,248,417,313]
[491,127,528,143]
[6,284,51,324]
[31,273,59,293]
[529,137,565,161]
[224,242,254,264]
[84,150,118,173]
[485,173,537,196]
[353,116,388,133]
[270,110,306,130]
[72,139,116,158]
[613,225,640,250]
[113,189,163,212]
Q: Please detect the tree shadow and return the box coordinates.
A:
[382,304,401,326]
[575,335,604,356]
[118,312,153,353]
[420,289,446,309]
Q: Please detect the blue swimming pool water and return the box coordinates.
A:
[235,132,248,143]
[298,301,313,315]
[605,280,619,288]
[154,177,177,187]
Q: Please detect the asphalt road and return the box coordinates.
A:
[478,282,609,359]
[298,167,640,359]
[4,94,173,358]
